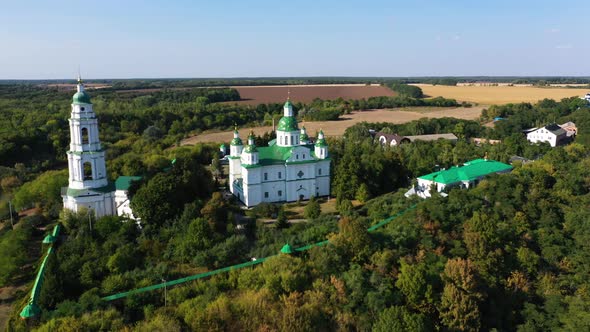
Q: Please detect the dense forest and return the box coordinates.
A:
[3,76,589,89]
[1,83,590,331]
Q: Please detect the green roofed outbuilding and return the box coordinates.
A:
[407,158,513,198]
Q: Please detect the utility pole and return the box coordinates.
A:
[8,200,14,228]
[162,278,167,307]
[88,209,92,233]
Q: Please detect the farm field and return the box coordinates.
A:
[181,105,485,144]
[413,84,585,105]
[229,84,396,105]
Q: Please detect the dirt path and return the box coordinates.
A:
[181,106,485,145]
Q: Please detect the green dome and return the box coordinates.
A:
[315,138,327,147]
[244,145,258,153]
[230,137,243,146]
[284,100,293,108]
[300,133,309,141]
[42,235,56,244]
[280,243,293,254]
[20,303,41,319]
[277,116,298,132]
[72,91,91,104]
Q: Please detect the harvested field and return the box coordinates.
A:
[413,84,585,105]
[230,84,396,105]
[42,83,111,91]
[181,105,485,145]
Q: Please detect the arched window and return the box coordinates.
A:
[81,128,89,145]
[83,162,93,180]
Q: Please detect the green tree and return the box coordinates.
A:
[201,192,229,233]
[275,207,289,229]
[355,183,371,203]
[373,306,430,332]
[330,216,371,263]
[304,196,321,220]
[440,258,483,332]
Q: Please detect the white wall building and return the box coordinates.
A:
[62,77,139,219]
[406,159,513,199]
[114,176,142,220]
[228,99,330,207]
[526,123,568,147]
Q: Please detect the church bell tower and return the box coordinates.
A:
[62,76,115,217]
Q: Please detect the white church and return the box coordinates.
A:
[61,77,139,219]
[227,99,331,207]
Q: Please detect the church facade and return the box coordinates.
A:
[227,99,330,207]
[62,77,138,219]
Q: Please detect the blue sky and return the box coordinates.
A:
[1,0,589,79]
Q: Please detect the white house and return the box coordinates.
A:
[526,123,568,147]
[227,99,330,207]
[406,158,513,198]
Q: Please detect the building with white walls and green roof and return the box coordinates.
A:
[226,98,330,207]
[406,158,513,198]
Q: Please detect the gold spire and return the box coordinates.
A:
[77,66,82,84]
[287,88,291,100]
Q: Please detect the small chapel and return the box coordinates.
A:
[61,77,139,219]
[226,98,331,207]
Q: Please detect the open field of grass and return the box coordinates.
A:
[181,106,485,144]
[413,84,586,105]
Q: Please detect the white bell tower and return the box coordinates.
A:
[62,76,116,217]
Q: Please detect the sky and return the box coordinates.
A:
[1,0,589,79]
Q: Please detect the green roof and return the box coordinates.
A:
[115,176,142,191]
[418,159,512,185]
[42,235,56,244]
[244,145,258,153]
[231,137,243,146]
[315,138,327,147]
[280,244,293,254]
[240,140,320,167]
[62,182,116,197]
[20,303,41,319]
[284,100,292,108]
[277,116,298,131]
[72,91,91,104]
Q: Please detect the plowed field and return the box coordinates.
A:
[230,84,396,105]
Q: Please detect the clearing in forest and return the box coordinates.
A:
[181,106,485,145]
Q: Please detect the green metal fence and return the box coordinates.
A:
[20,224,61,319]
[101,204,416,302]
